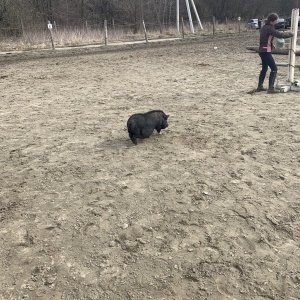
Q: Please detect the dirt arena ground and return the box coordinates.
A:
[1,32,300,300]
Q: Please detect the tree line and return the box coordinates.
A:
[0,0,298,32]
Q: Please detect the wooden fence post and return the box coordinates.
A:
[104,20,108,45]
[112,18,115,36]
[20,18,24,37]
[181,17,185,39]
[142,20,148,43]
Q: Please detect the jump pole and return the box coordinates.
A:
[287,8,299,83]
[279,8,299,92]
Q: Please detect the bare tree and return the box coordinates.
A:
[0,0,296,35]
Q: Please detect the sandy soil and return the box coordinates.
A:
[1,32,300,300]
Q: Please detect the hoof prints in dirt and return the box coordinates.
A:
[1,34,300,299]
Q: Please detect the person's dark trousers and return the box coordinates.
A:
[258,52,278,91]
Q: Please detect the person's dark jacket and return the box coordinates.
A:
[259,24,293,52]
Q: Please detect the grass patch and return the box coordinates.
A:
[0,22,255,51]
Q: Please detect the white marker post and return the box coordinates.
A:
[238,17,241,34]
[47,21,55,50]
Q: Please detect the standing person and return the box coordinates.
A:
[257,13,294,93]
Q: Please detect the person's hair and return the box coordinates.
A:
[266,13,279,24]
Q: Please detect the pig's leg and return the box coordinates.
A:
[155,126,162,134]
[128,131,138,145]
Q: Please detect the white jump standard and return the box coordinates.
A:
[278,8,300,92]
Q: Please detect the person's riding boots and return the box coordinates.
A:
[267,71,280,93]
[256,71,267,92]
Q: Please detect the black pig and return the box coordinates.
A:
[127,110,169,145]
